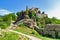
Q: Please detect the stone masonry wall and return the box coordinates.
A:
[43,24,60,38]
[34,24,60,38]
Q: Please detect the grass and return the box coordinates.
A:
[0,30,30,40]
[14,24,60,40]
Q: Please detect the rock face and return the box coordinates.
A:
[29,8,40,13]
[23,19,36,29]
[29,7,48,18]
[36,13,48,18]
[14,7,48,24]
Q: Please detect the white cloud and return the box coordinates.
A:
[46,6,60,19]
[0,9,13,15]
[46,0,60,19]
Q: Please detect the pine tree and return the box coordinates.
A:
[26,5,28,15]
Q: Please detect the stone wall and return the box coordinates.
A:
[45,24,60,31]
[43,24,60,38]
[34,24,60,38]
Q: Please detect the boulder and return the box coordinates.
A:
[23,19,36,29]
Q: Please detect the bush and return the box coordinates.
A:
[0,14,13,29]
[0,18,3,22]
[0,23,7,29]
[31,30,35,34]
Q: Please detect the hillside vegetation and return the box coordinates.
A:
[14,24,60,40]
[0,30,30,40]
[0,7,60,40]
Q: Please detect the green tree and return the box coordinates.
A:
[0,14,12,29]
[51,17,60,24]
[16,12,21,16]
[8,13,16,21]
[26,6,28,15]
[2,15,12,25]
[29,11,35,19]
[45,18,52,24]
[0,17,3,22]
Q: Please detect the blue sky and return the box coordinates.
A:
[0,0,60,19]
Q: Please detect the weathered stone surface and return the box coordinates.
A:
[55,25,60,31]
[23,19,37,29]
[44,24,55,31]
[34,27,43,34]
[43,24,60,38]
[35,24,60,38]
[43,30,48,35]
[36,13,47,18]
[45,24,60,31]
[58,31,60,37]
[48,31,55,38]
[42,30,55,37]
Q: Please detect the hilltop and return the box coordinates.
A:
[0,6,60,40]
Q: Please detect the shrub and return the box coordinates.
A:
[0,23,7,29]
[31,31,35,34]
